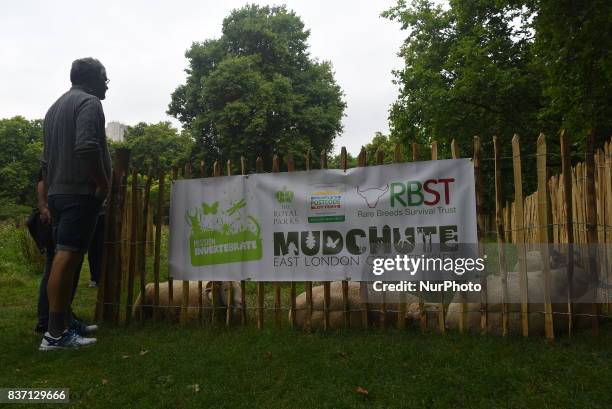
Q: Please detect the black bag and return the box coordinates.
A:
[26,209,52,252]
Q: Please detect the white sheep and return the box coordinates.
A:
[133,280,242,323]
[446,251,594,335]
[290,281,431,330]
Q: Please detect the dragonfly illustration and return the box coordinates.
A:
[227,199,246,216]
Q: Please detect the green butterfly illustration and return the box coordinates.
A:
[202,201,219,215]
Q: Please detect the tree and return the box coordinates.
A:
[384,0,542,147]
[363,132,398,165]
[328,133,399,169]
[0,116,43,206]
[168,4,346,171]
[531,0,612,144]
[384,0,612,206]
[122,122,194,173]
[383,0,548,207]
[328,151,357,169]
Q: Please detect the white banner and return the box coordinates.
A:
[169,159,478,281]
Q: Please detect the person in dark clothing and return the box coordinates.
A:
[39,57,111,351]
[87,214,105,287]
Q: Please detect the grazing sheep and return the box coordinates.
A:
[132,280,242,323]
[446,251,594,335]
[291,281,432,330]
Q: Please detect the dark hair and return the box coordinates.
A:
[70,58,105,85]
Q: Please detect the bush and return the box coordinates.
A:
[0,199,32,224]
[16,227,45,274]
[0,222,45,278]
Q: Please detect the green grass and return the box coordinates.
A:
[1,223,612,409]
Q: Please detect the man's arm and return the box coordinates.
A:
[89,153,110,200]
[74,98,110,199]
[37,177,50,224]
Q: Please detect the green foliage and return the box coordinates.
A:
[363,132,398,165]
[168,4,346,171]
[0,199,32,224]
[106,139,124,163]
[532,0,612,144]
[383,0,612,207]
[0,116,43,206]
[383,0,542,207]
[384,1,541,148]
[123,122,194,173]
[0,223,43,281]
[148,177,172,225]
[16,226,45,273]
[328,151,358,169]
[329,133,399,169]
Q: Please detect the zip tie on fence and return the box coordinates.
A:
[454,310,611,319]
[480,151,606,161]
[90,300,612,317]
[6,300,611,318]
[94,300,409,314]
[498,222,612,232]
[4,303,611,320]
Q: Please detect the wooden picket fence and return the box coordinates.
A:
[505,135,612,250]
[94,132,612,339]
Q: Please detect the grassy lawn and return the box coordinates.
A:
[1,223,611,408]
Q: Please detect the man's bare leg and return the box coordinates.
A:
[47,250,83,337]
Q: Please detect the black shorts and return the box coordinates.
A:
[48,194,102,253]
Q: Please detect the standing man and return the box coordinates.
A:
[39,58,112,350]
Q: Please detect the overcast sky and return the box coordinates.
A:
[0,0,410,155]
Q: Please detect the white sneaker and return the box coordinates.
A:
[39,330,97,351]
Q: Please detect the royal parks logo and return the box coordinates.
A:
[275,186,294,204]
[274,186,300,224]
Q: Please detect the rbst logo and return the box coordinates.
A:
[390,178,455,206]
[356,178,456,208]
[356,184,389,208]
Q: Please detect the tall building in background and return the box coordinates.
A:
[106,121,128,142]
